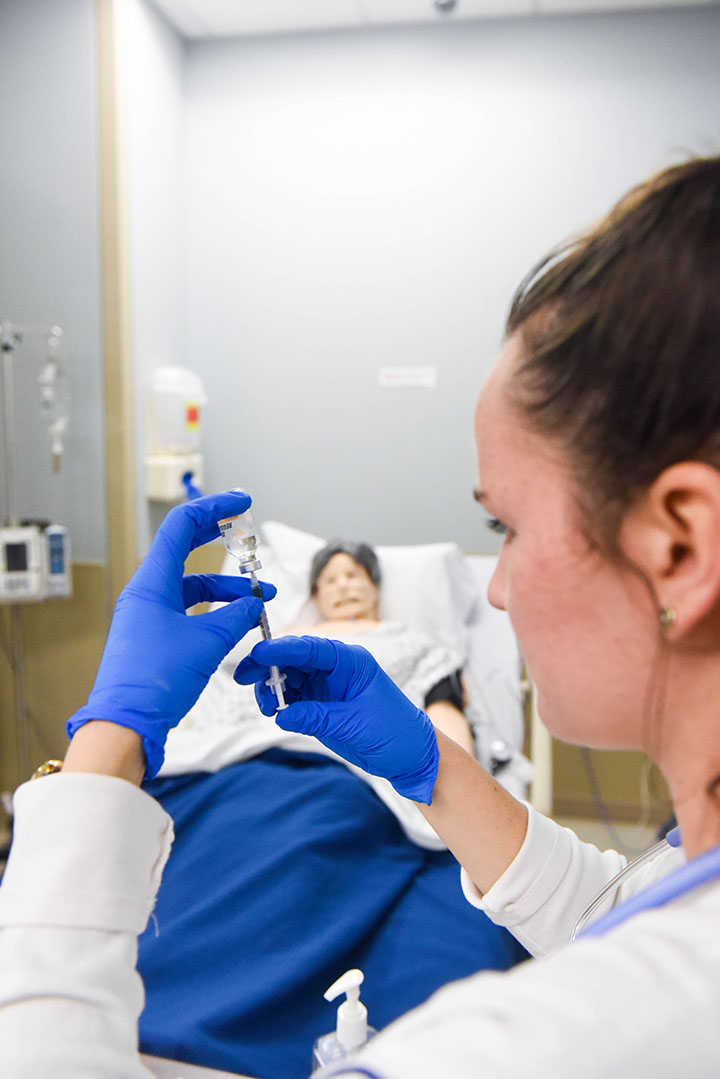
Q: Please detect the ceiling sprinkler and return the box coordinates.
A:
[434,0,457,12]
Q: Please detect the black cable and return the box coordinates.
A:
[0,610,57,763]
[579,747,649,857]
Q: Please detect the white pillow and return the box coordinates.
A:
[463,555,524,755]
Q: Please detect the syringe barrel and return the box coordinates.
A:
[222,541,286,707]
[258,608,272,642]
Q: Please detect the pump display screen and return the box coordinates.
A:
[5,542,28,572]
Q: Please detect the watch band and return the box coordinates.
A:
[30,759,64,780]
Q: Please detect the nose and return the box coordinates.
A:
[487,550,507,612]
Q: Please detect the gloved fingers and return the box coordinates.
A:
[234,637,337,694]
[182,573,276,610]
[201,596,266,647]
[171,489,253,553]
[254,679,279,716]
[273,698,339,738]
[246,635,339,675]
[132,490,253,595]
[250,662,326,714]
[234,653,270,686]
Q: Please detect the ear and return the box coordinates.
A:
[620,463,720,638]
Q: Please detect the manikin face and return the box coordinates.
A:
[475,334,657,751]
[313,552,380,622]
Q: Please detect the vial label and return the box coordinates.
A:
[218,515,259,561]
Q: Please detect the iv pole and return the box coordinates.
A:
[0,322,31,781]
[0,320,63,783]
[1,323,21,529]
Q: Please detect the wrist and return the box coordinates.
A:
[63,721,146,785]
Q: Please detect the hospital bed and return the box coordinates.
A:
[136,522,531,1079]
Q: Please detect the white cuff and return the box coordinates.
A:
[460,804,573,925]
[0,773,174,934]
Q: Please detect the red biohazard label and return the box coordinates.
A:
[186,403,199,427]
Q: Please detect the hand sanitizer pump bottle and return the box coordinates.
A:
[312,968,377,1070]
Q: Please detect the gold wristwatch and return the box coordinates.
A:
[30,759,64,780]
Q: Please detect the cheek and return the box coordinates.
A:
[315,586,336,613]
[501,538,600,687]
[505,547,655,746]
[502,541,570,641]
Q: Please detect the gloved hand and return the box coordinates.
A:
[67,491,276,778]
[234,636,439,804]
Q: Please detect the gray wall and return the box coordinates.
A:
[0,0,105,562]
[13,4,717,559]
[125,0,187,552]
[173,6,720,552]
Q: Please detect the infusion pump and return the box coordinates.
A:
[0,523,71,603]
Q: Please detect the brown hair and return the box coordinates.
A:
[505,155,720,552]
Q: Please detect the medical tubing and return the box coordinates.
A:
[570,837,669,939]
[571,830,680,940]
[576,837,720,939]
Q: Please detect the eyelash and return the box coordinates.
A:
[486,517,509,536]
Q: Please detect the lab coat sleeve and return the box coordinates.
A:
[461,803,627,956]
[0,772,174,1079]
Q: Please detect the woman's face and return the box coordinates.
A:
[314,552,380,622]
[475,334,657,750]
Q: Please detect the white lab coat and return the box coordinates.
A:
[0,774,173,1079]
[335,809,720,1078]
[1,773,719,1078]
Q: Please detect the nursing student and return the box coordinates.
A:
[0,154,718,1078]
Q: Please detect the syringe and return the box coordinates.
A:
[218,501,287,710]
[247,567,287,708]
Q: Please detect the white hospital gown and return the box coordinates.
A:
[186,621,462,730]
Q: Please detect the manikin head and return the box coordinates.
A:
[310,542,381,622]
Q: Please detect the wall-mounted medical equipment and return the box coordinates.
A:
[0,522,70,603]
[312,968,376,1069]
[37,327,69,473]
[146,365,206,501]
[1,318,73,783]
[218,497,287,709]
[1,320,72,605]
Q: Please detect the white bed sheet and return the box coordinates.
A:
[141,1053,253,1079]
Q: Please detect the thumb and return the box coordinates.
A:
[274,699,337,739]
[202,596,265,649]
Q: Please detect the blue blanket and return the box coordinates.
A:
[138,749,527,1079]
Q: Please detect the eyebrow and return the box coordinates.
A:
[473,488,486,504]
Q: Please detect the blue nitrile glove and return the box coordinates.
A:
[66,491,276,778]
[233,636,439,804]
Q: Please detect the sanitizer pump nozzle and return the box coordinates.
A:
[312,968,376,1071]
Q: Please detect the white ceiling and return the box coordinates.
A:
[149,0,717,39]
